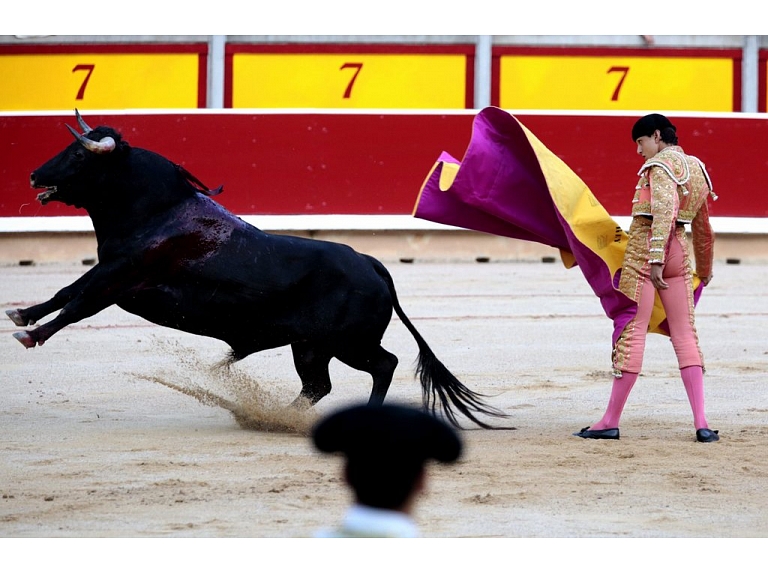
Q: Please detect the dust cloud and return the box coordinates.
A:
[132,338,318,435]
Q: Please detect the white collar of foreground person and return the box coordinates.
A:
[315,504,420,538]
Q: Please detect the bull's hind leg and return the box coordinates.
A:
[290,342,333,407]
[335,344,398,406]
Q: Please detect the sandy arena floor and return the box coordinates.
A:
[1,258,767,540]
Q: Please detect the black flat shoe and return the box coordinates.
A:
[696,428,720,443]
[573,426,620,440]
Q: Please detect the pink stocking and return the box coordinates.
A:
[592,372,639,430]
[681,365,709,430]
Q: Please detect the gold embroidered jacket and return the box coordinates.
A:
[630,145,716,278]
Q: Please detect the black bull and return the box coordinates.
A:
[6,112,509,429]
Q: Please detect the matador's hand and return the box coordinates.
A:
[650,263,668,290]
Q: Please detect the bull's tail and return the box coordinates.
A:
[369,257,513,430]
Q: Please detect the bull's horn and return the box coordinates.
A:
[74,109,93,133]
[66,124,116,154]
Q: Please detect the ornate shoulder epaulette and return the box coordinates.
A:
[637,148,690,185]
[687,154,718,201]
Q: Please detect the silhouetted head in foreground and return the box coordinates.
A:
[312,403,463,513]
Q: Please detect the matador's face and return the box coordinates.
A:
[635,130,662,161]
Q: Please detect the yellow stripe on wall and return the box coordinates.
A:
[233,53,467,108]
[500,56,733,111]
[0,54,199,110]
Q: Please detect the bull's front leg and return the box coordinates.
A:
[13,302,103,348]
[6,264,104,327]
[10,260,137,349]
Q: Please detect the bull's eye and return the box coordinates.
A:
[73,149,86,161]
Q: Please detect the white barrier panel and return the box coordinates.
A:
[0,215,765,234]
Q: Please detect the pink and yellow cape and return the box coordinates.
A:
[413,107,702,346]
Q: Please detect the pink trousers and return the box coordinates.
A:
[613,227,703,374]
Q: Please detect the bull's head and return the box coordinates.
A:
[30,109,124,208]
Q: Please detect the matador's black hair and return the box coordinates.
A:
[632,113,679,145]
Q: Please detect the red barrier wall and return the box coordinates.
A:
[1,110,766,220]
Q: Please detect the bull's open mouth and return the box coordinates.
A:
[35,186,58,204]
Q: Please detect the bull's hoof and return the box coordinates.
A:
[5,309,28,326]
[12,331,37,349]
